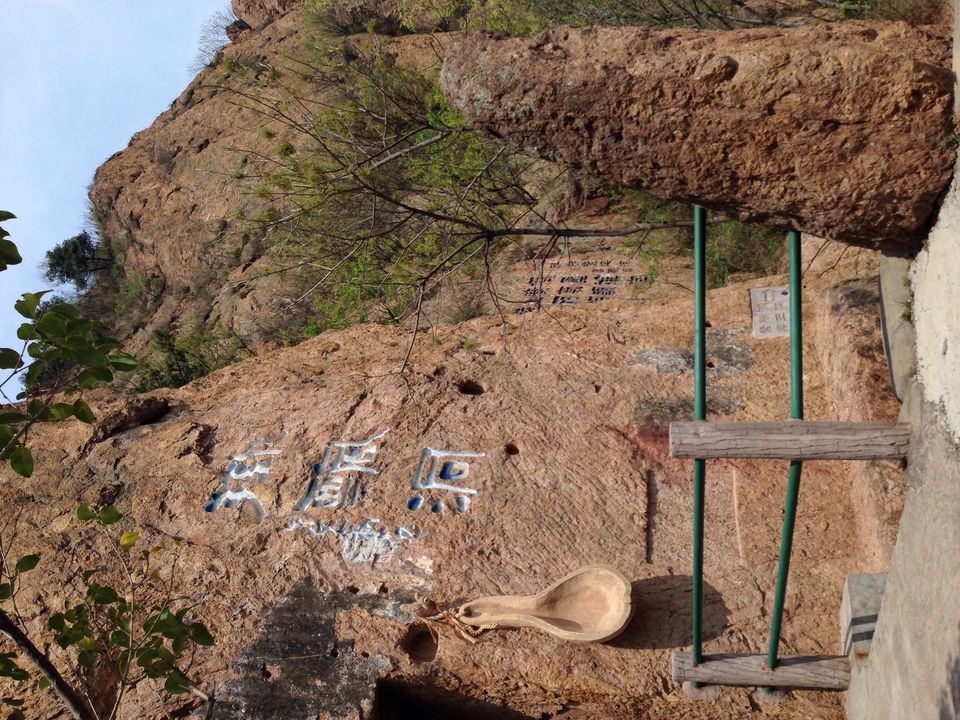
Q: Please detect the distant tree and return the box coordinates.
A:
[190,5,238,73]
[42,231,111,290]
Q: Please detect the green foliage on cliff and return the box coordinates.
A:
[136,327,248,391]
[309,0,918,38]
[224,26,547,341]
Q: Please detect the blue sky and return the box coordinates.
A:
[0,0,229,358]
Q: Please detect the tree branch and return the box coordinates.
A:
[0,609,96,720]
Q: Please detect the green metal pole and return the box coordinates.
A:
[764,229,804,687]
[691,205,707,683]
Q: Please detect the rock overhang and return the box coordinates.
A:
[440,21,955,252]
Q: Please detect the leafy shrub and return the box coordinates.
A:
[0,211,216,719]
[135,328,247,391]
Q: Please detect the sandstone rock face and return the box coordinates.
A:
[88,10,312,353]
[231,0,298,27]
[441,22,955,251]
[1,245,900,719]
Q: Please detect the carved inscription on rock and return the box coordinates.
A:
[517,258,647,314]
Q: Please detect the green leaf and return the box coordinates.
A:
[14,324,36,342]
[2,699,23,707]
[0,656,28,682]
[171,634,188,655]
[0,349,22,370]
[9,709,26,720]
[0,583,11,601]
[76,503,95,521]
[72,399,95,424]
[107,352,138,371]
[98,505,122,525]
[36,676,50,691]
[13,555,38,574]
[76,369,99,390]
[163,672,191,695]
[81,566,102,583]
[189,622,215,647]
[48,403,75,421]
[51,303,80,320]
[87,583,120,604]
[47,614,66,632]
[0,211,15,222]
[0,413,26,425]
[0,239,22,269]
[108,628,129,647]
[118,531,138,549]
[13,292,49,320]
[77,649,97,668]
[74,364,113,389]
[9,447,32,478]
[34,312,66,338]
[95,338,122,352]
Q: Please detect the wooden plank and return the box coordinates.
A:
[671,651,850,689]
[669,421,910,460]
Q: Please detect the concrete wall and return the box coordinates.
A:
[846,376,960,719]
[913,174,960,444]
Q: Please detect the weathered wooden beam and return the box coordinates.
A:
[672,651,850,690]
[669,421,910,460]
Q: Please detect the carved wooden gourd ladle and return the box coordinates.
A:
[456,564,633,643]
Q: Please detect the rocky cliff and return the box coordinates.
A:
[1,240,901,719]
[441,22,955,250]
[88,3,306,353]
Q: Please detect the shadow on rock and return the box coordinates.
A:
[374,678,537,720]
[610,575,728,650]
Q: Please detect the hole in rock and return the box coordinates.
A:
[346,584,360,594]
[456,380,485,396]
[398,622,438,663]
[706,360,716,369]
[373,679,535,720]
[504,443,520,456]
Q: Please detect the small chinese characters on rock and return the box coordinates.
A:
[293,429,388,512]
[203,433,286,522]
[284,517,422,563]
[407,448,485,514]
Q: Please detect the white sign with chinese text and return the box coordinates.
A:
[749,286,790,338]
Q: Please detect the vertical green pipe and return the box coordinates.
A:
[691,205,707,682]
[764,229,804,685]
